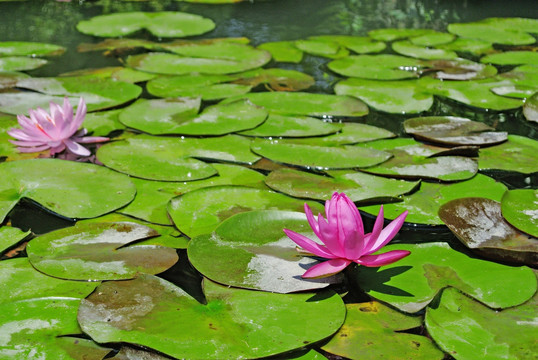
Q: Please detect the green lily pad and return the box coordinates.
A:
[0,56,47,71]
[352,242,537,313]
[0,71,30,90]
[27,222,178,281]
[0,298,111,360]
[168,185,324,238]
[222,91,369,117]
[239,113,342,138]
[448,20,537,45]
[126,45,271,75]
[368,28,438,42]
[435,37,494,56]
[0,41,65,57]
[321,302,444,360]
[418,76,524,111]
[0,225,30,253]
[439,197,537,266]
[404,116,508,146]
[97,134,259,181]
[425,287,538,360]
[328,54,419,80]
[309,35,386,54]
[0,257,99,303]
[84,109,126,137]
[410,32,455,46]
[251,138,391,170]
[285,122,395,146]
[425,58,498,81]
[392,40,458,60]
[120,163,267,225]
[76,11,215,38]
[0,159,136,223]
[188,210,341,292]
[478,135,538,174]
[499,64,538,88]
[230,68,315,91]
[294,39,349,58]
[78,275,346,359]
[265,168,420,203]
[360,174,508,225]
[523,92,538,122]
[481,51,538,66]
[257,41,303,63]
[335,78,433,114]
[501,189,538,238]
[60,66,157,83]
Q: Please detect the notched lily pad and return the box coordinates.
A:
[78,274,346,359]
[404,116,507,146]
[501,189,538,238]
[27,222,178,281]
[439,197,537,266]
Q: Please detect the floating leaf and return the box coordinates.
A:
[481,51,538,66]
[286,122,395,146]
[0,41,65,57]
[335,78,433,114]
[360,174,508,225]
[328,54,419,80]
[239,113,341,138]
[251,138,391,170]
[404,116,507,146]
[425,287,538,360]
[0,258,98,303]
[392,40,458,60]
[265,168,420,203]
[0,298,111,359]
[321,302,444,360]
[523,92,538,122]
[448,19,537,45]
[309,35,386,54]
[294,39,349,58]
[110,347,170,360]
[478,135,538,174]
[501,189,538,238]
[352,242,537,313]
[0,71,30,90]
[120,163,267,225]
[78,275,346,359]
[410,32,455,46]
[0,56,47,71]
[368,28,438,42]
[231,68,315,91]
[435,37,494,55]
[84,109,126,137]
[257,41,303,63]
[0,159,136,222]
[76,11,215,38]
[223,91,369,117]
[60,66,157,83]
[188,210,341,292]
[27,222,178,281]
[168,185,324,238]
[439,198,537,266]
[0,226,29,253]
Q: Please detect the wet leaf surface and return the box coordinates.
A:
[448,18,538,45]
[309,35,386,54]
[501,189,538,238]
[0,56,47,71]
[481,51,538,66]
[0,226,29,253]
[239,113,341,138]
[478,135,538,174]
[523,92,538,122]
[257,41,303,63]
[0,41,65,57]
[392,40,458,60]
[284,122,395,146]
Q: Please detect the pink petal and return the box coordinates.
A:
[304,203,322,240]
[7,128,40,141]
[343,194,363,234]
[302,258,351,278]
[70,97,86,134]
[355,250,410,267]
[63,139,90,156]
[318,214,344,257]
[361,206,386,255]
[343,229,365,260]
[75,136,109,144]
[16,144,51,153]
[363,210,408,255]
[50,143,66,155]
[324,192,339,224]
[283,229,337,259]
[9,139,48,147]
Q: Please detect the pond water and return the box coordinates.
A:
[0,1,537,360]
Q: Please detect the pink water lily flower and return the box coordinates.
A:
[8,97,108,157]
[284,192,410,278]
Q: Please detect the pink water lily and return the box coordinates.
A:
[8,97,108,157]
[284,192,410,278]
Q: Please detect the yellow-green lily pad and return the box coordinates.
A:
[0,225,30,253]
[0,41,65,57]
[239,113,342,138]
[478,135,538,174]
[0,56,47,71]
[501,189,538,238]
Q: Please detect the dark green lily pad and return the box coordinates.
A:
[27,222,178,281]
[410,32,455,46]
[426,287,538,360]
[501,189,538,238]
[404,116,508,146]
[0,258,99,303]
[0,56,47,71]
[251,138,391,170]
[448,20,537,45]
[223,91,369,117]
[335,78,433,114]
[120,163,267,225]
[328,54,419,80]
[0,41,65,57]
[439,197,537,266]
[392,40,458,60]
[76,11,215,38]
[523,92,538,122]
[360,174,508,225]
[352,242,537,313]
[0,226,30,253]
[418,76,524,111]
[294,39,349,58]
[265,168,420,203]
[257,41,303,63]
[321,302,444,360]
[97,134,259,181]
[368,28,438,42]
[435,37,494,56]
[0,159,136,223]
[78,275,346,359]
[309,35,386,54]
[168,185,324,238]
[481,51,538,66]
[239,113,342,138]
[0,298,111,360]
[84,109,126,137]
[285,122,395,146]
[189,210,341,292]
[478,135,538,174]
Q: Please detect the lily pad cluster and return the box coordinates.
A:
[0,9,537,360]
